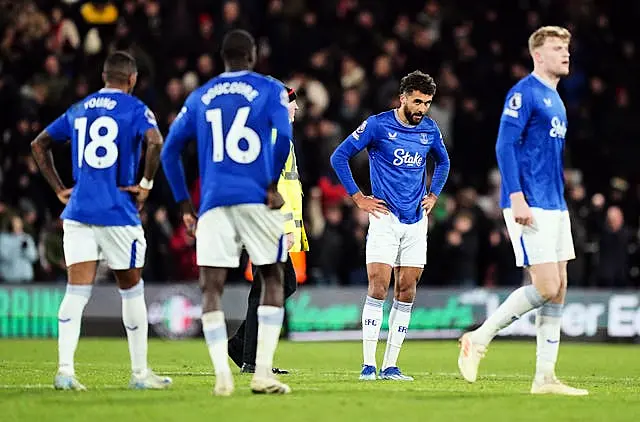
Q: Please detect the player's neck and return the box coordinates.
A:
[224,61,251,73]
[394,108,413,126]
[532,69,559,90]
[103,83,128,93]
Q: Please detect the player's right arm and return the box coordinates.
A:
[31,112,72,204]
[330,116,389,217]
[496,88,533,226]
[161,95,197,233]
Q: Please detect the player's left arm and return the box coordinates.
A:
[161,96,197,232]
[423,128,451,214]
[31,113,72,204]
[268,83,293,209]
[121,105,164,210]
[141,127,163,183]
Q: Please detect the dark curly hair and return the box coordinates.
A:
[399,70,436,96]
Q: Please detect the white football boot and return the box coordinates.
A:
[531,374,589,396]
[129,369,172,390]
[214,372,235,397]
[54,373,87,391]
[250,375,291,394]
[457,332,487,383]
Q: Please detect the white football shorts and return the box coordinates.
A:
[196,204,287,268]
[366,211,428,268]
[63,220,146,270]
[503,207,575,267]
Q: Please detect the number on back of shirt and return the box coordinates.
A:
[206,106,261,164]
[74,116,119,169]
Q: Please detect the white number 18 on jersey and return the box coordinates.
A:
[206,107,261,164]
[74,116,119,169]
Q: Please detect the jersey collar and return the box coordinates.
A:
[393,109,417,128]
[531,72,557,91]
[99,88,125,93]
[219,70,250,77]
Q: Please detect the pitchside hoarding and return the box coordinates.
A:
[1,285,639,341]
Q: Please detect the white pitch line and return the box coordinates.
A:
[159,371,212,376]
[0,384,123,390]
[1,372,636,391]
[157,370,640,383]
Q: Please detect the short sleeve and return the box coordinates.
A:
[45,112,71,143]
[135,103,159,137]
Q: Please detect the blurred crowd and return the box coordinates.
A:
[0,0,639,288]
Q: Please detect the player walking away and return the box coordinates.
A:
[161,29,292,396]
[331,71,450,381]
[31,51,171,391]
[228,84,307,375]
[457,26,588,396]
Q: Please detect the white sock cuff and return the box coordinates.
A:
[119,280,144,299]
[257,306,284,326]
[392,299,413,313]
[365,296,384,309]
[66,284,93,298]
[202,311,225,326]
[523,285,546,308]
[202,311,226,344]
[540,302,563,317]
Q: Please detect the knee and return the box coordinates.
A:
[199,270,225,294]
[368,283,388,300]
[535,277,562,302]
[395,278,417,303]
[367,272,388,300]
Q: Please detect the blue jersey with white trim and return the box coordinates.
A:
[44,89,158,226]
[338,110,449,224]
[162,71,292,216]
[496,74,568,210]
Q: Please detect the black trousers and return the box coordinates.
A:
[228,256,297,368]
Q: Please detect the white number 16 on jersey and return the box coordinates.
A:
[206,107,261,164]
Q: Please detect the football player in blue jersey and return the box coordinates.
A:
[31,51,171,391]
[228,84,303,376]
[457,26,588,396]
[161,30,292,396]
[331,71,450,381]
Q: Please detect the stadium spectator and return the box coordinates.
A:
[0,215,38,283]
[0,0,638,287]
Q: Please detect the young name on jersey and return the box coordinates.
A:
[45,89,158,226]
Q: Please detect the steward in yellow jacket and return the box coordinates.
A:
[277,131,308,253]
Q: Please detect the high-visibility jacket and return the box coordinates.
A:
[277,140,308,252]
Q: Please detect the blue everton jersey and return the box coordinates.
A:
[496,74,568,210]
[162,71,291,215]
[45,88,158,226]
[344,110,448,224]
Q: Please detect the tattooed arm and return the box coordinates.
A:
[120,127,164,210]
[31,131,71,204]
[142,127,163,182]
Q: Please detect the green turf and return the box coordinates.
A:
[0,339,638,421]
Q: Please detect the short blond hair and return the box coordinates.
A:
[528,26,571,54]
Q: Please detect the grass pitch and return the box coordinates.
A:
[0,339,638,421]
